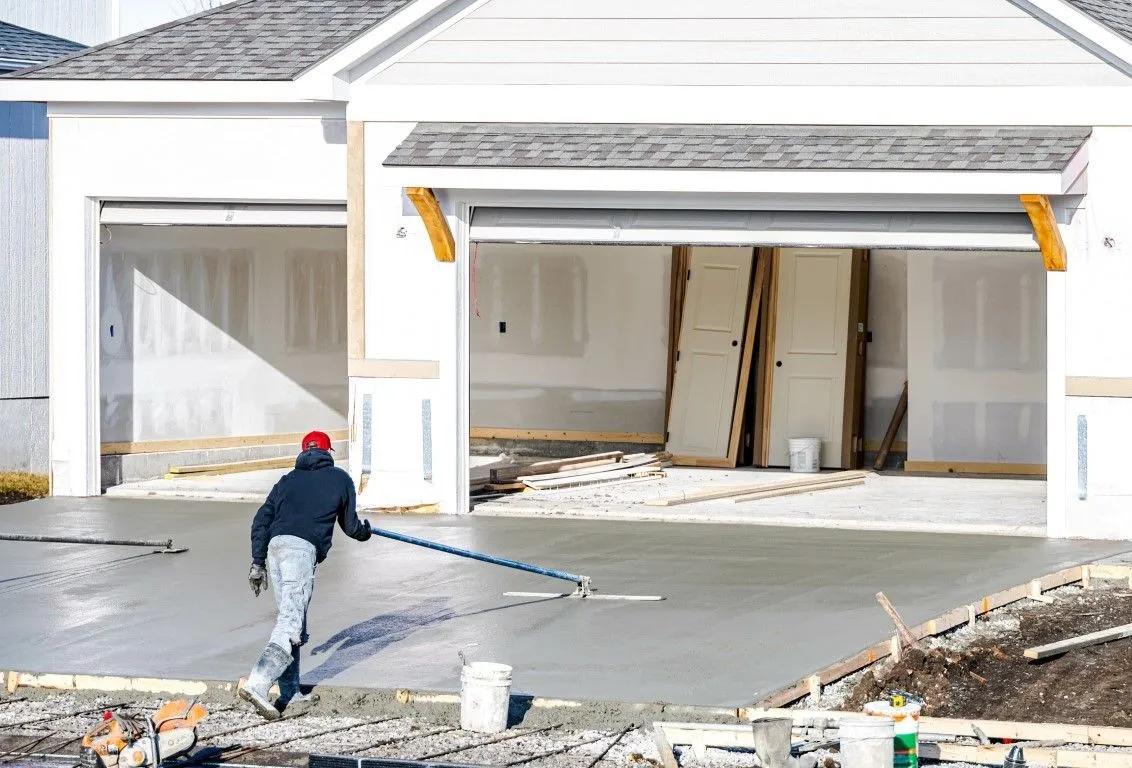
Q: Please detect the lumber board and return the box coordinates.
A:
[471,428,663,444]
[645,470,867,507]
[873,380,908,470]
[670,455,738,468]
[842,249,870,469]
[347,121,365,359]
[726,251,769,468]
[724,714,1132,750]
[665,245,691,433]
[924,743,1132,768]
[517,453,662,483]
[1024,621,1132,660]
[405,187,455,263]
[903,460,1046,476]
[1066,376,1132,398]
[756,564,1085,708]
[490,451,623,483]
[1020,193,1068,272]
[102,429,348,456]
[524,462,667,490]
[166,456,293,477]
[729,476,863,503]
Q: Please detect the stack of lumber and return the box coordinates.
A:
[644,470,868,507]
[474,450,671,493]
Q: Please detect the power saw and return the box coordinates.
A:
[80,699,208,768]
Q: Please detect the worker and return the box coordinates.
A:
[239,430,372,719]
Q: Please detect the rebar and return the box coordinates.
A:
[416,724,563,760]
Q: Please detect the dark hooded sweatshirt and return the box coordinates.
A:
[250,449,370,566]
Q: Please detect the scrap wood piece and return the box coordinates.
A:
[524,461,669,490]
[491,451,623,483]
[873,381,908,471]
[166,455,293,477]
[1023,621,1132,660]
[645,470,867,507]
[518,452,667,483]
[729,476,864,503]
[876,591,923,650]
[922,742,1132,768]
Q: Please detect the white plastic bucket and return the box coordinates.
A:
[839,716,895,768]
[788,437,822,473]
[865,700,923,768]
[460,662,513,733]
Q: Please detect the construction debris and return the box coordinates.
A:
[875,592,923,651]
[1023,620,1132,660]
[474,451,670,496]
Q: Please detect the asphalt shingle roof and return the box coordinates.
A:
[384,124,1092,172]
[0,21,83,72]
[1066,0,1132,42]
[8,0,415,80]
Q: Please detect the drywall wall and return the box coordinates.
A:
[865,250,908,447]
[99,225,347,444]
[907,250,1046,464]
[470,243,671,433]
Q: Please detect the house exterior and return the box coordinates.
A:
[0,1,215,475]
[2,0,1132,539]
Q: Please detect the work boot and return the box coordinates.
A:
[276,647,319,714]
[239,642,292,720]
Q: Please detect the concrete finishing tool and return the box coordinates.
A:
[0,533,187,553]
[371,526,664,601]
[79,700,207,768]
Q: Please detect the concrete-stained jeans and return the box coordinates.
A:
[266,535,316,651]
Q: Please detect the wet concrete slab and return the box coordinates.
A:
[0,497,1126,706]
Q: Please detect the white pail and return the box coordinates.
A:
[839,716,895,768]
[788,437,822,473]
[460,662,512,733]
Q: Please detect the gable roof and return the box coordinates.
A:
[385,124,1091,172]
[0,21,84,73]
[8,0,416,80]
[4,0,1132,83]
[1065,0,1132,41]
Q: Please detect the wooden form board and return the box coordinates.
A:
[471,428,663,444]
[756,563,1132,708]
[903,460,1046,476]
[1024,621,1132,660]
[1020,193,1067,272]
[167,456,293,477]
[101,429,348,456]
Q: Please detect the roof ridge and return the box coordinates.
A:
[5,0,257,78]
[0,19,83,48]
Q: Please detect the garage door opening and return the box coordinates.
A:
[98,214,347,489]
[467,235,1047,536]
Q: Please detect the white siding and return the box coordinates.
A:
[0,0,111,44]
[372,0,1126,86]
[0,102,48,401]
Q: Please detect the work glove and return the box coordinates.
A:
[248,563,267,597]
[357,519,373,542]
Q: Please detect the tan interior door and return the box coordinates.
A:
[666,247,754,458]
[767,248,853,467]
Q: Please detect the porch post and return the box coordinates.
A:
[1046,270,1068,537]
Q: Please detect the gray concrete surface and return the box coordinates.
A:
[0,497,1126,706]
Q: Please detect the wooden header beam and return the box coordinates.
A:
[1020,194,1067,271]
[405,187,455,262]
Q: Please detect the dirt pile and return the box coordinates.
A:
[843,587,1132,726]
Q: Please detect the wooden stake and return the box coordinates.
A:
[1024,621,1132,660]
[876,591,922,650]
[873,381,908,470]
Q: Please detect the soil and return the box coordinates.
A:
[843,585,1132,726]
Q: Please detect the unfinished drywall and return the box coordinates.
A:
[865,251,909,448]
[470,243,670,433]
[99,225,347,444]
[907,250,1046,465]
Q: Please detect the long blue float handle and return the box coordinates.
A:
[371,526,592,595]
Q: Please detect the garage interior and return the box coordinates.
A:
[97,204,349,489]
[468,210,1048,533]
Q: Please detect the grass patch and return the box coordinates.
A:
[0,472,49,506]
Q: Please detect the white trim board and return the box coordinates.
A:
[100,202,347,227]
[469,208,1040,250]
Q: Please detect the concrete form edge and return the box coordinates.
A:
[753,562,1132,708]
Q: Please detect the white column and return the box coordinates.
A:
[1045,270,1067,537]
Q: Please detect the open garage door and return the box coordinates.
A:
[470,208,1039,251]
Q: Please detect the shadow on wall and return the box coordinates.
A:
[99,226,348,442]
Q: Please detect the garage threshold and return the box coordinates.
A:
[472,467,1047,538]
